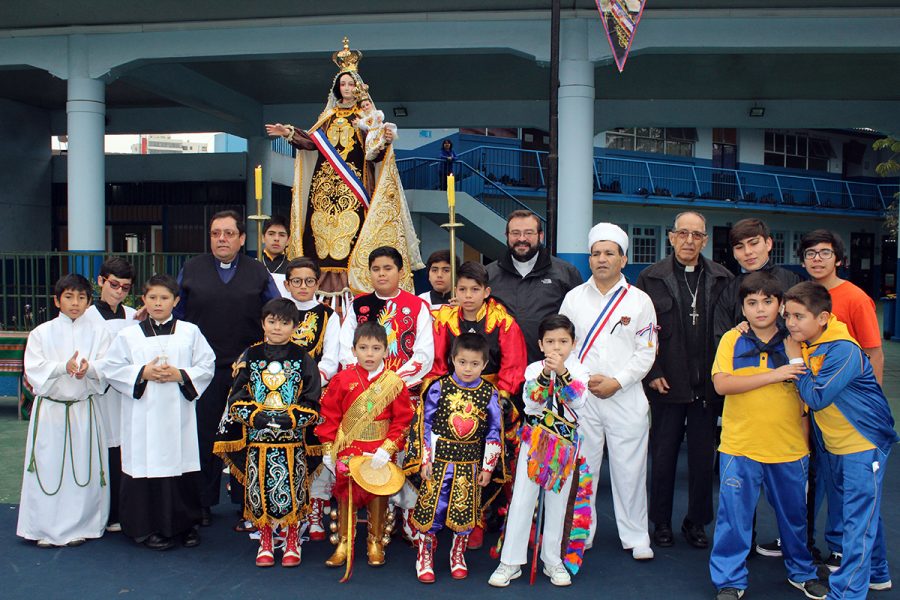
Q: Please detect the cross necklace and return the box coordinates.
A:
[683,268,702,326]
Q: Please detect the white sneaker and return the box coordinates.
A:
[543,563,572,587]
[488,563,522,587]
[632,546,654,560]
[870,580,892,591]
[105,522,122,533]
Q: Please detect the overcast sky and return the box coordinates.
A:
[52,133,219,153]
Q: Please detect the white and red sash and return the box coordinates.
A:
[577,284,630,363]
[310,128,370,209]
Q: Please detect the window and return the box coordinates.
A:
[771,231,786,265]
[605,128,697,157]
[712,128,738,169]
[630,226,659,264]
[764,131,834,172]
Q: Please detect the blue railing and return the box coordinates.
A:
[400,145,894,215]
[396,157,545,225]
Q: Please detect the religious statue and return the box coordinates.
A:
[266,38,423,305]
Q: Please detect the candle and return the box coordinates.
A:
[255,165,262,200]
[447,173,455,208]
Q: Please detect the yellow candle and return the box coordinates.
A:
[447,173,455,208]
[255,165,262,200]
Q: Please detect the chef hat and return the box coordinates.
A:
[588,222,629,255]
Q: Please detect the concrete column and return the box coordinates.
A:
[66,35,106,252]
[246,136,272,257]
[556,19,595,280]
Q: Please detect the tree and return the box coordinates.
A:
[874,136,899,235]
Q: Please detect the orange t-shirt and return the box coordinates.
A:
[829,281,881,349]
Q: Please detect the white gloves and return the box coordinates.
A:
[370,448,391,470]
[323,453,335,474]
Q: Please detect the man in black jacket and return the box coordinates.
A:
[485,210,583,364]
[175,210,281,525]
[636,211,733,549]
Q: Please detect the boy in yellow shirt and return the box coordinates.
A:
[709,271,827,600]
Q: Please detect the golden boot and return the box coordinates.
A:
[366,496,388,566]
[325,497,353,567]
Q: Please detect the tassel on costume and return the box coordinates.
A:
[563,457,593,575]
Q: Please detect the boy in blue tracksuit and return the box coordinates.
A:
[783,281,898,599]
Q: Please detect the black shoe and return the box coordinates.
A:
[200,507,212,527]
[653,523,674,547]
[144,534,176,551]
[182,528,201,548]
[682,520,709,549]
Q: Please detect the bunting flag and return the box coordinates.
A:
[595,0,647,73]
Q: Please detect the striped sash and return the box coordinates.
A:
[309,128,370,208]
[577,285,630,363]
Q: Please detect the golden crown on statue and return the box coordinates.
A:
[332,37,363,72]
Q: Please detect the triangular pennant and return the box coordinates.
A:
[595,0,647,73]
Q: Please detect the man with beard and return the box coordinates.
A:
[175,210,281,527]
[486,210,582,365]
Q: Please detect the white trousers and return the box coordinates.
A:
[309,464,334,500]
[500,440,573,568]
[579,394,651,550]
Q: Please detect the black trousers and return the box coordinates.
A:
[108,446,122,524]
[196,366,233,508]
[120,472,202,540]
[649,399,718,527]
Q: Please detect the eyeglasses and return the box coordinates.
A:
[672,229,708,241]
[288,277,318,288]
[803,248,835,260]
[210,229,240,239]
[102,278,132,292]
[508,229,539,239]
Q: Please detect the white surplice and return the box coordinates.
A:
[82,304,138,448]
[99,319,215,478]
[17,313,112,545]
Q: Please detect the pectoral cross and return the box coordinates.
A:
[689,299,699,326]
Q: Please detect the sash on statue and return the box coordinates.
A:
[310,128,371,209]
[331,370,404,459]
[577,285,630,362]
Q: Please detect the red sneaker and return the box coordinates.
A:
[450,533,469,579]
[282,524,302,567]
[256,525,275,568]
[416,533,436,583]
[308,499,326,542]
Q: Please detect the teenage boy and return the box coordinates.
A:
[83,257,138,533]
[784,281,898,598]
[18,274,112,548]
[709,271,827,600]
[714,218,802,343]
[100,274,216,551]
[283,257,341,540]
[262,215,291,296]
[408,333,502,583]
[426,260,527,548]
[418,249,458,309]
[317,321,415,569]
[489,314,591,588]
[798,230,883,384]
[215,298,321,567]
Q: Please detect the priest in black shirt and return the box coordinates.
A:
[635,211,733,550]
[174,210,281,524]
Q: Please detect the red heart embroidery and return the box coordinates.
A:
[451,414,476,439]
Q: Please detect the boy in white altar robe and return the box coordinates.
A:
[99,274,215,550]
[18,274,112,548]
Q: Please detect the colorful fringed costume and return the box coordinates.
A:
[425,298,527,527]
[214,342,321,567]
[497,356,593,575]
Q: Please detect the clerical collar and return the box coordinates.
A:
[674,258,702,274]
[218,256,238,270]
[513,253,539,278]
[153,315,174,327]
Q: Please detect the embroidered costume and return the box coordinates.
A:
[214,342,321,567]
[315,364,415,568]
[406,373,502,581]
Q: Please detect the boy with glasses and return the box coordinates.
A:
[283,257,341,540]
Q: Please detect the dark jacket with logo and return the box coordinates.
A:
[635,254,733,405]
[486,248,583,363]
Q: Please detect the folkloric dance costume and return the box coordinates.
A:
[426,298,526,540]
[214,342,321,567]
[406,374,503,581]
[289,297,341,540]
[315,364,415,568]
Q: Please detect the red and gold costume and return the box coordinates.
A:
[315,364,414,568]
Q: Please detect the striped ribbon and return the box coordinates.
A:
[577,285,630,363]
[310,128,370,209]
